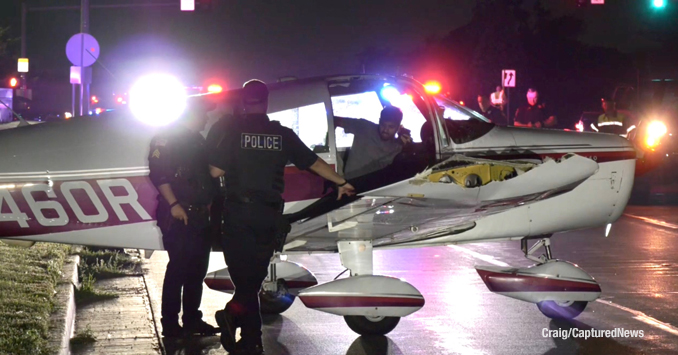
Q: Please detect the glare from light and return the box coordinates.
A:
[129,74,187,127]
[95,108,102,114]
[117,97,123,103]
[64,112,72,119]
[381,86,400,102]
[575,120,584,132]
[9,78,18,87]
[460,101,465,106]
[424,81,441,94]
[645,121,667,148]
[207,84,223,94]
[653,0,665,8]
[605,223,612,237]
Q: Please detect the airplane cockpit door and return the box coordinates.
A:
[267,80,336,213]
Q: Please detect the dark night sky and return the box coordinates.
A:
[0,0,675,92]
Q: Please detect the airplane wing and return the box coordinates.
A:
[283,154,599,252]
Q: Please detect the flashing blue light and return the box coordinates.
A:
[381,86,400,102]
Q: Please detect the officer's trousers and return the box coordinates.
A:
[158,207,212,327]
[221,201,280,346]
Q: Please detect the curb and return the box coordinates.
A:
[624,213,678,230]
[48,254,80,355]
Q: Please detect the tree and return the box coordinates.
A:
[0,26,19,80]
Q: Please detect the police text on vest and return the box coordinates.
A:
[241,133,282,151]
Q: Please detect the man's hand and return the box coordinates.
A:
[545,116,558,127]
[534,121,543,128]
[337,183,356,200]
[171,204,189,225]
[398,126,412,144]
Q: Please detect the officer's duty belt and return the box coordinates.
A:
[225,195,282,210]
[183,204,209,213]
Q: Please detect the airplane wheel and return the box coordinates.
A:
[537,300,587,320]
[344,316,400,335]
[259,282,295,315]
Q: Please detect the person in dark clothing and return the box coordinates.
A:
[207,79,355,355]
[148,98,219,338]
[514,88,557,128]
[477,95,507,125]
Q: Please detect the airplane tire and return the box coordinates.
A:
[344,316,400,335]
[537,300,587,320]
[259,289,295,314]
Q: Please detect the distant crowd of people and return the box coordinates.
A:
[476,86,557,128]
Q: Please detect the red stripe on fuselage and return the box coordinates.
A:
[299,295,425,309]
[476,269,602,293]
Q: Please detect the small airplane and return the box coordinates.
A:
[0,73,667,336]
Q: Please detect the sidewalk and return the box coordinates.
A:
[624,205,678,229]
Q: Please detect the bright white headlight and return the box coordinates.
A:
[129,74,187,126]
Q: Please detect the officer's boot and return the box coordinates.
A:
[161,318,183,338]
[215,308,238,352]
[184,318,219,336]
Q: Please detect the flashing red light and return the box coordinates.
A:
[424,81,441,94]
[95,108,103,115]
[9,78,18,88]
[207,84,223,94]
[91,95,99,103]
[460,101,465,106]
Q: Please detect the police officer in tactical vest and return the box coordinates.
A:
[148,98,219,338]
[208,79,355,354]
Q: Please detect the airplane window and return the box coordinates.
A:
[434,96,494,144]
[331,91,427,148]
[269,102,329,153]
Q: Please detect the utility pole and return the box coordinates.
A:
[20,2,27,90]
[80,0,90,116]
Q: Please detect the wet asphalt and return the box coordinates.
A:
[144,206,678,355]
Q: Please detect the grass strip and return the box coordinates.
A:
[0,242,70,355]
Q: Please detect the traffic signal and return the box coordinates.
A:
[9,77,18,88]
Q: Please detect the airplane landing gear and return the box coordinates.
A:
[260,266,295,315]
[537,300,588,320]
[476,235,601,321]
[343,315,401,336]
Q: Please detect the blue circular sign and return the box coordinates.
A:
[65,33,100,67]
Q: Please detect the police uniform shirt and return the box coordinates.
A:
[207,113,318,202]
[515,104,549,126]
[483,107,507,126]
[148,125,215,206]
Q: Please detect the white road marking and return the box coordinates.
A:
[452,245,678,337]
[447,245,510,267]
[625,214,678,230]
[595,299,678,337]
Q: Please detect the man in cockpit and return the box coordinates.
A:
[334,105,411,180]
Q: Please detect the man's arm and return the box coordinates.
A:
[148,137,188,224]
[308,158,355,200]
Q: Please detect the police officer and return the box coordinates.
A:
[208,79,355,354]
[148,98,219,337]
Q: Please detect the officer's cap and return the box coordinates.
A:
[242,79,269,105]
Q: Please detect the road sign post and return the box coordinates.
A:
[502,70,516,125]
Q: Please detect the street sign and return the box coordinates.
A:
[66,33,100,67]
[181,0,195,11]
[591,0,604,4]
[70,66,82,84]
[502,69,516,88]
[17,58,29,73]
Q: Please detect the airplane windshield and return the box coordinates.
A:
[434,96,494,144]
